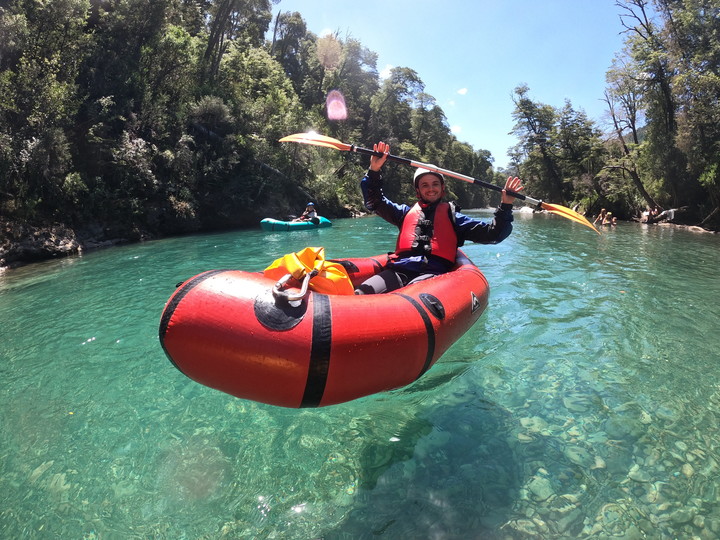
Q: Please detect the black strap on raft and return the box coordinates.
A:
[300,294,332,407]
[392,292,436,379]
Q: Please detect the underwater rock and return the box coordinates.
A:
[528,474,555,501]
[564,446,594,467]
[628,464,652,483]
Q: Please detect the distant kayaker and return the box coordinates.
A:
[355,141,523,294]
[292,202,318,222]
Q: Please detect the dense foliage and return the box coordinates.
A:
[510,0,720,227]
[1,0,718,243]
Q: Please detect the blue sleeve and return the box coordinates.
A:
[360,170,410,228]
[455,203,514,244]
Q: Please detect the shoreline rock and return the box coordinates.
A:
[0,220,136,272]
[1,221,81,270]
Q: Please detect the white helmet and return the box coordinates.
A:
[413,167,444,188]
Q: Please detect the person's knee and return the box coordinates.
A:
[407,273,435,285]
[355,279,384,295]
[355,270,403,295]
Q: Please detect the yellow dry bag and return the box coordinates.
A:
[263,247,355,295]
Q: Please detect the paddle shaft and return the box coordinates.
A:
[280,132,598,232]
[349,144,541,207]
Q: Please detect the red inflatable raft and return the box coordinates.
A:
[159,251,489,407]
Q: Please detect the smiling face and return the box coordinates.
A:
[415,174,445,204]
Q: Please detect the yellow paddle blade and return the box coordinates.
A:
[279,132,351,151]
[540,202,600,234]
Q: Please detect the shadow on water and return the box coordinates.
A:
[320,382,521,540]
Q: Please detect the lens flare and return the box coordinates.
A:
[326,90,347,121]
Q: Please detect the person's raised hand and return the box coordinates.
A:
[370,141,389,172]
[501,176,523,204]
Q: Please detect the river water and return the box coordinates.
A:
[1,211,719,539]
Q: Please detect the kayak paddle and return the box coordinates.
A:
[279,132,599,234]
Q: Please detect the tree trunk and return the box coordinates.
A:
[605,92,659,209]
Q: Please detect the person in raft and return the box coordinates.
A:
[355,141,523,295]
[292,202,318,222]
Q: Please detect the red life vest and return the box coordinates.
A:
[395,202,458,263]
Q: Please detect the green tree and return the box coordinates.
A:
[619,0,687,206]
[0,0,91,220]
[138,24,201,142]
[443,140,494,209]
[268,10,307,93]
[603,55,659,211]
[655,0,720,224]
[510,84,566,203]
[320,35,379,143]
[411,92,450,155]
[368,67,424,143]
[201,0,271,85]
[554,101,607,206]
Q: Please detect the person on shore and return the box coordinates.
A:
[292,202,318,222]
[657,208,677,222]
[355,141,523,295]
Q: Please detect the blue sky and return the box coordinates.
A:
[271,0,629,169]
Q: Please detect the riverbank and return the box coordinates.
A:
[0,220,148,272]
[1,203,363,271]
[1,215,715,272]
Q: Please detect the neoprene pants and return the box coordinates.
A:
[354,268,435,295]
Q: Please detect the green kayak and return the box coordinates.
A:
[260,216,332,231]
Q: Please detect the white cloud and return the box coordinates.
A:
[457,88,468,95]
[379,64,393,79]
[451,125,462,134]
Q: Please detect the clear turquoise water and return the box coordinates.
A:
[2,213,719,539]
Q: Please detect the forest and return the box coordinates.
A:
[1,0,719,267]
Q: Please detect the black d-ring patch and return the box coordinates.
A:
[419,293,445,320]
[254,289,307,330]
